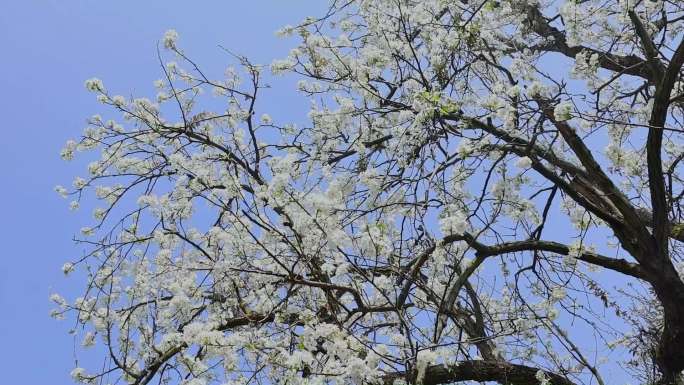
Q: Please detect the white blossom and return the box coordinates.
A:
[61,262,74,275]
[163,29,179,49]
[84,78,104,92]
[554,102,573,121]
[70,367,87,383]
[54,185,68,198]
[54,2,683,384]
[515,156,533,169]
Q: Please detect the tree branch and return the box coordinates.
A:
[383,360,577,385]
[647,37,684,255]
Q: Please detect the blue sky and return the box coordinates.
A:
[0,2,638,384]
[0,1,321,383]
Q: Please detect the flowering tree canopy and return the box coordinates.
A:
[54,1,684,384]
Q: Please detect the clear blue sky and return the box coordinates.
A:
[0,2,635,384]
[0,1,321,383]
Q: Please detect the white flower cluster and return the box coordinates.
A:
[55,4,676,385]
[163,29,179,49]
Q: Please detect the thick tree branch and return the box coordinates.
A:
[628,11,663,83]
[482,238,646,279]
[539,102,651,244]
[383,360,577,385]
[523,4,662,82]
[647,37,684,255]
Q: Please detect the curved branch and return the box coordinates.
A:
[647,37,684,254]
[523,3,661,82]
[383,360,577,385]
[478,238,646,279]
[539,102,650,244]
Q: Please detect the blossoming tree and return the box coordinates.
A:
[54,1,684,384]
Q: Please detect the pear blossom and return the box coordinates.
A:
[554,102,573,121]
[55,2,684,385]
[60,140,77,160]
[61,262,74,275]
[163,29,179,49]
[50,293,65,305]
[54,185,68,198]
[516,156,533,169]
[84,78,104,92]
[70,367,87,382]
